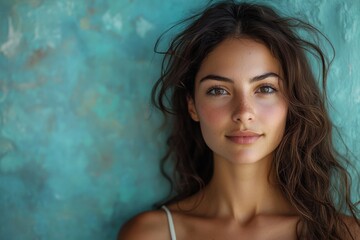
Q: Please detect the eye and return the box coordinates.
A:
[255,85,277,94]
[207,87,229,96]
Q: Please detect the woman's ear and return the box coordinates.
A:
[187,95,200,122]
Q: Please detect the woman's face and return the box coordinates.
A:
[188,38,288,164]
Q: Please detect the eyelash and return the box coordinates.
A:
[206,86,229,96]
[255,84,278,94]
[206,84,278,96]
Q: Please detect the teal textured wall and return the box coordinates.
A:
[0,0,359,239]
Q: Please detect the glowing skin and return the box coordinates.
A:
[188,38,288,165]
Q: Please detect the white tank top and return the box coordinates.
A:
[161,205,177,240]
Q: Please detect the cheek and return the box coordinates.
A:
[196,101,229,128]
[257,99,288,128]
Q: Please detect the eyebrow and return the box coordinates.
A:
[199,72,282,83]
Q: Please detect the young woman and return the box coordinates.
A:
[119,1,359,239]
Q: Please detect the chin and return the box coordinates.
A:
[222,152,273,165]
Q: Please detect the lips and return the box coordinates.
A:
[226,131,262,144]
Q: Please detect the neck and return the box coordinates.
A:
[199,154,295,222]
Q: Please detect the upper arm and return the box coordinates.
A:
[118,211,167,240]
[118,217,143,240]
[342,215,360,240]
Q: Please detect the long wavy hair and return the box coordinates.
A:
[151,1,359,239]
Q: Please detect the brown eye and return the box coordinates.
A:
[256,85,277,94]
[207,87,229,96]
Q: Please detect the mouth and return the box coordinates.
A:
[225,131,263,144]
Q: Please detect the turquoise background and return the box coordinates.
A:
[0,0,359,239]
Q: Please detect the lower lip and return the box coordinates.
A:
[226,135,261,144]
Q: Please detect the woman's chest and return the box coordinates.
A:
[173,215,299,240]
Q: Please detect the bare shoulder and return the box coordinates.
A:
[342,215,360,240]
[118,209,168,240]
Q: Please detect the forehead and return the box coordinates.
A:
[195,37,282,81]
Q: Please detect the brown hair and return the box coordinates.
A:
[151,1,359,239]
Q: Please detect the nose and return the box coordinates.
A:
[231,94,255,123]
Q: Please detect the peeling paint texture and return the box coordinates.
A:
[0,0,359,239]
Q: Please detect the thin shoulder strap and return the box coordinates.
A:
[161,205,177,240]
